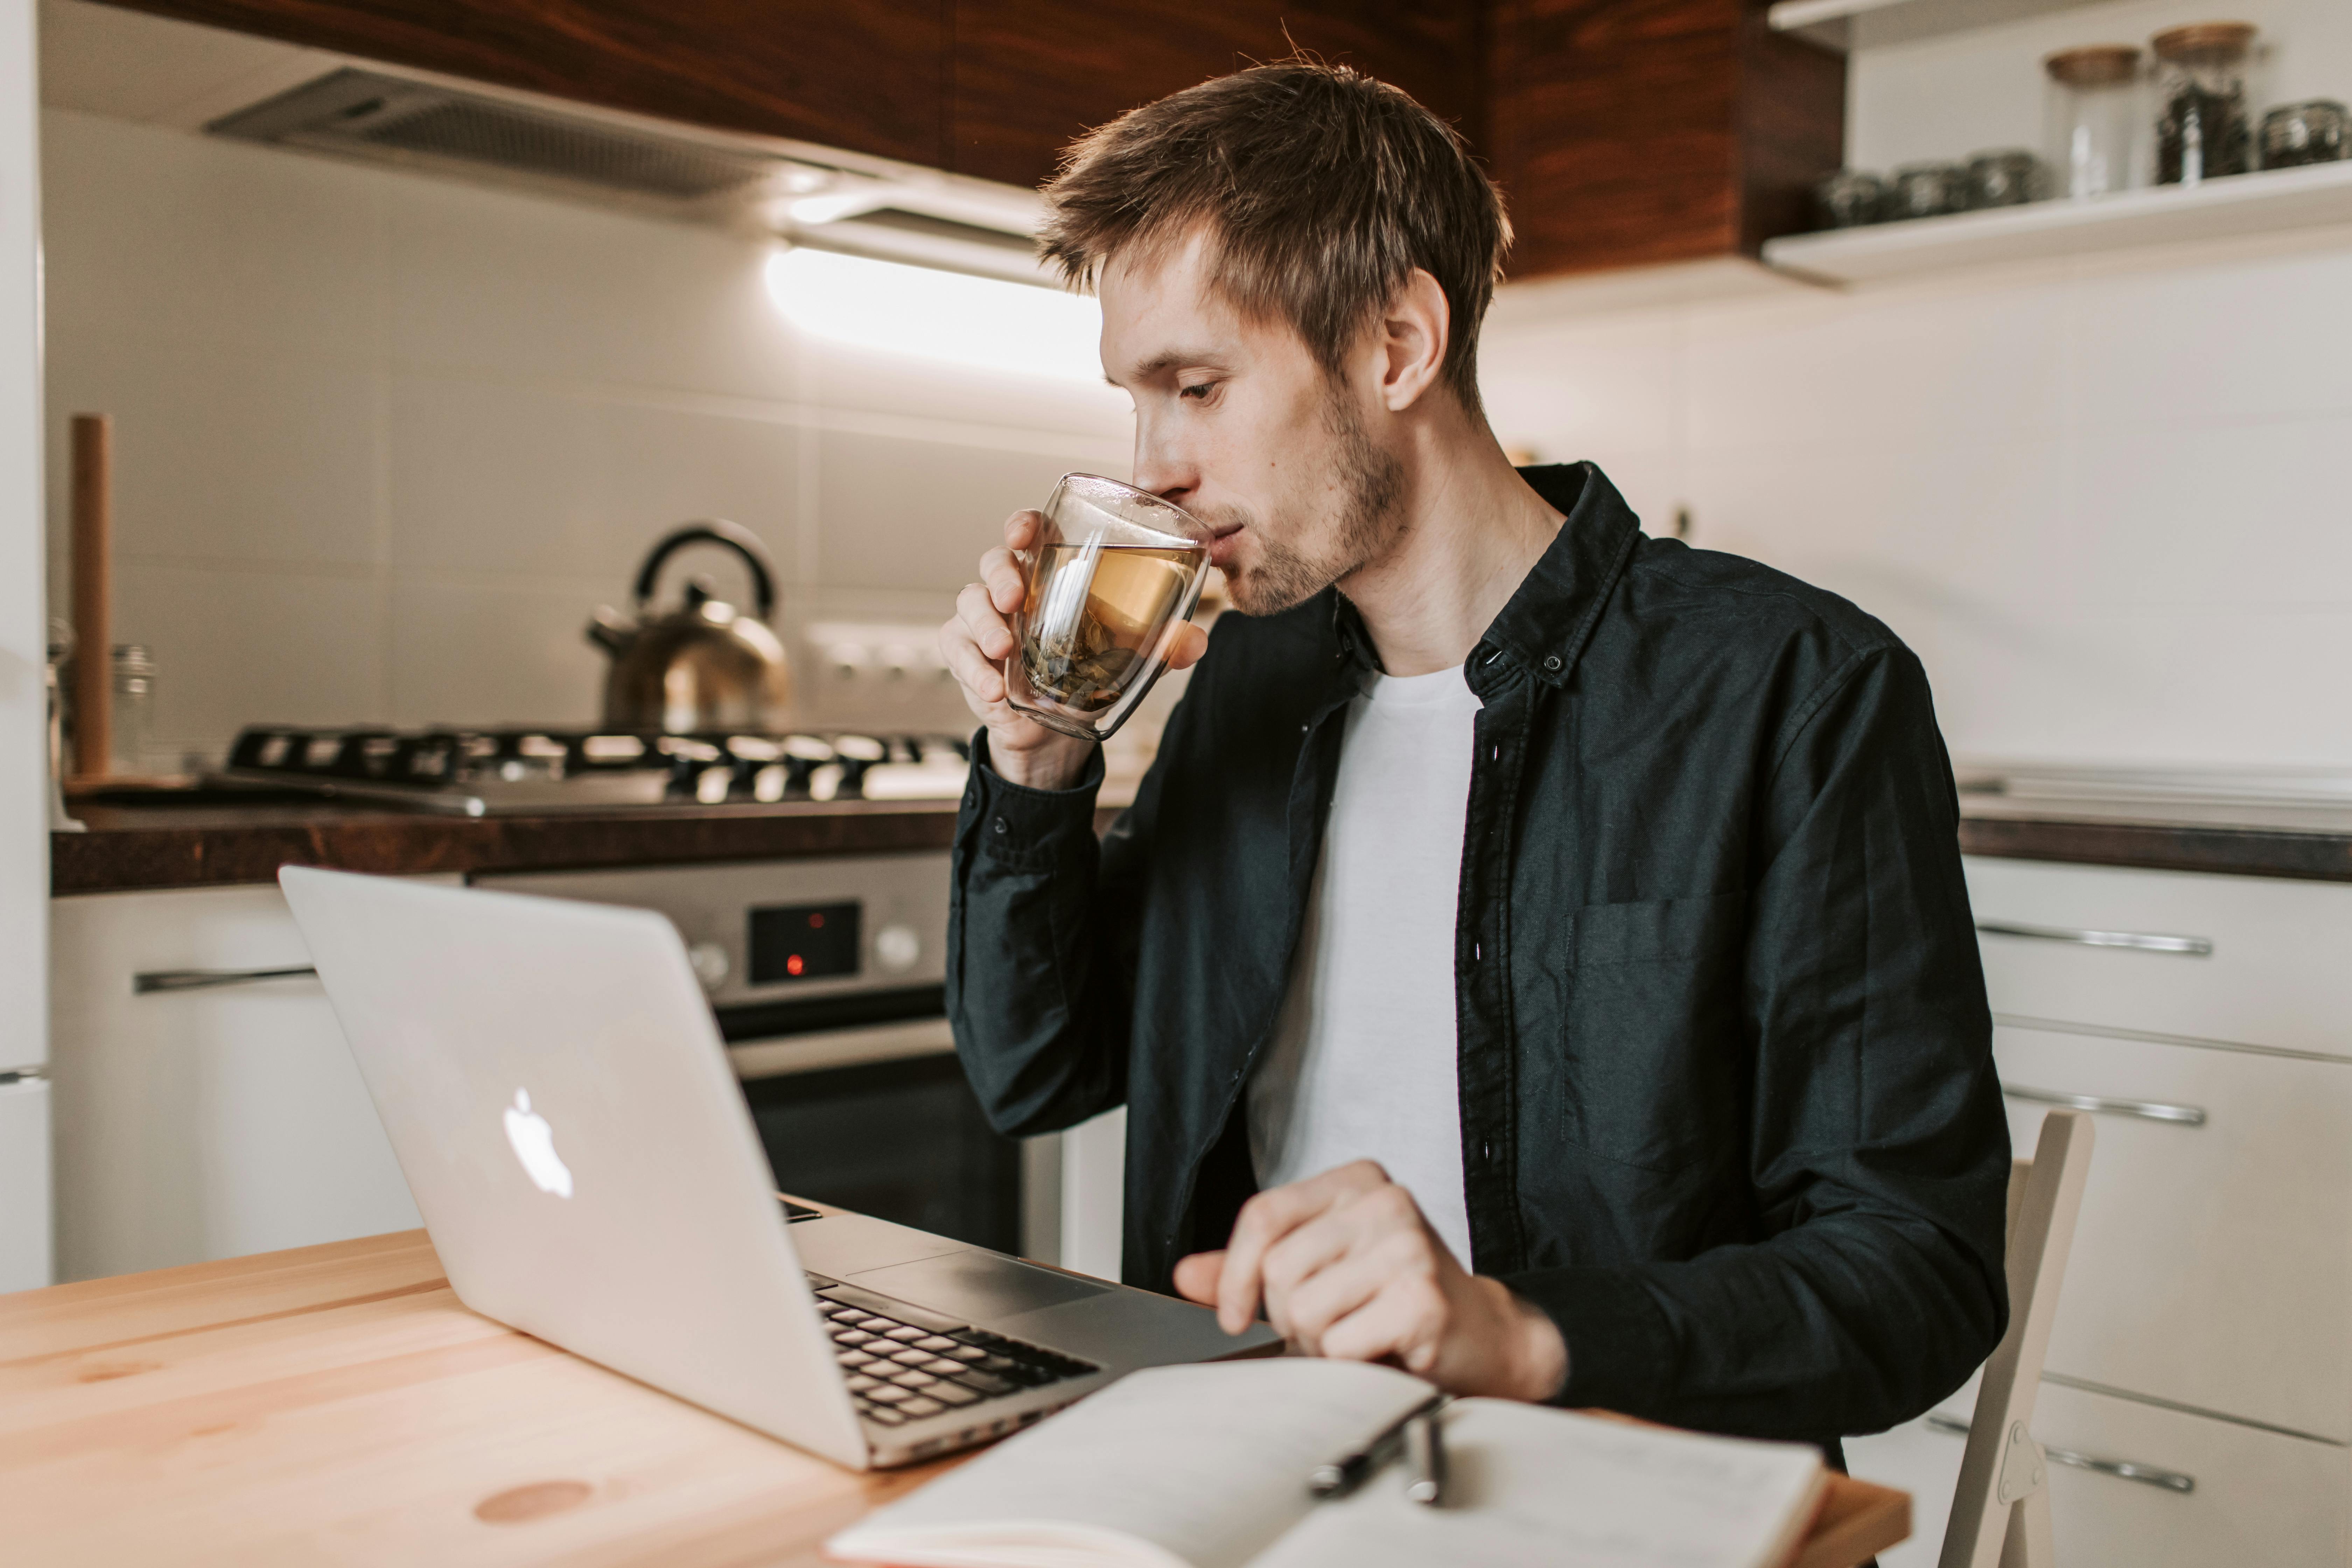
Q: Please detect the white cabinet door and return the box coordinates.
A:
[51,883,433,1282]
[1995,1023,2352,1442]
[1851,1378,2350,1568]
[0,1077,50,1291]
[1965,858,2352,1058]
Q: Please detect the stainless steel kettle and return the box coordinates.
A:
[587,521,792,733]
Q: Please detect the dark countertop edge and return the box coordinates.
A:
[51,800,966,896]
[54,799,2352,896]
[1958,814,2352,883]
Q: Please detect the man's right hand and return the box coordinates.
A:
[938,508,1207,792]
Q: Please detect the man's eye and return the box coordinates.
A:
[1178,382,1216,401]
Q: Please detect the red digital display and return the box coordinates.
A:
[749,900,860,984]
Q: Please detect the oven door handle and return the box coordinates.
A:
[727,1016,955,1079]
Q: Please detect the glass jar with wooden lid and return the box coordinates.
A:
[2151,22,2259,185]
[2045,44,2142,198]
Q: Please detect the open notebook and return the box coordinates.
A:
[826,1360,1827,1568]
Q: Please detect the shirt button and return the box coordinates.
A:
[992,817,1008,834]
[1542,654,1562,672]
[1300,723,1309,735]
[1482,1141,1494,1163]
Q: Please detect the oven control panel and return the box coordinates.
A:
[472,853,950,1009]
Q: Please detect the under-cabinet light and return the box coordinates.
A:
[762,246,1104,384]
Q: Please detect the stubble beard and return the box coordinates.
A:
[1206,391,1407,618]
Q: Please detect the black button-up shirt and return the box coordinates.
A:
[948,462,2009,1447]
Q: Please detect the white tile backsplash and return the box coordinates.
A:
[1484,227,2352,769]
[41,106,1121,763]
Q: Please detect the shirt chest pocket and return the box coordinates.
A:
[1558,891,1748,1172]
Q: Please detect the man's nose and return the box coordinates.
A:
[1130,425,1198,508]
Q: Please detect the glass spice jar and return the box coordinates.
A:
[1886,161,1969,222]
[2152,22,2257,186]
[2260,100,2348,169]
[111,643,155,777]
[1966,148,2048,209]
[1813,168,1886,229]
[2045,44,2142,198]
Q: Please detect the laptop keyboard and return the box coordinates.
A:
[804,1275,1099,1427]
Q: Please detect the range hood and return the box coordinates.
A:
[207,67,1048,285]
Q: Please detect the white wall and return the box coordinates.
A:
[2,0,55,1288]
[1483,226,2352,769]
[38,107,1130,766]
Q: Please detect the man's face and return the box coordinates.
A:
[1098,230,1405,616]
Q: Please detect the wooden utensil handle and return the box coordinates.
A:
[71,412,111,779]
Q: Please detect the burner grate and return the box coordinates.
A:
[217,726,970,815]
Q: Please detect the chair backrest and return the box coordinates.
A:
[1938,1108,2095,1568]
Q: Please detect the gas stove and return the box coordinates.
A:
[215,725,972,817]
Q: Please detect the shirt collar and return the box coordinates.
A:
[1328,462,1644,693]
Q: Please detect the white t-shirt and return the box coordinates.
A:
[1246,663,1481,1266]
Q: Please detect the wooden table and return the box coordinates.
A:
[0,1232,1909,1566]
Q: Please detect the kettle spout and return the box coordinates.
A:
[586,606,636,657]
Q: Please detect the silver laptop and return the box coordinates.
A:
[280,865,1278,1469]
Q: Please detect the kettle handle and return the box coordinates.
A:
[633,520,777,622]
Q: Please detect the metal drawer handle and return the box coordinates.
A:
[2002,1082,2207,1127]
[1926,1414,2194,1494]
[133,966,318,994]
[1976,920,2212,956]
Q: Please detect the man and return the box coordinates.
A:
[937,61,2009,1452]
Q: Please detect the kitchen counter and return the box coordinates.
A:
[55,771,2352,897]
[0,1227,1909,1566]
[51,794,968,895]
[1956,770,2352,884]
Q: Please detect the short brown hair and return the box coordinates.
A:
[1038,61,1511,415]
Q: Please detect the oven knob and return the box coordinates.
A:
[686,941,731,992]
[874,923,922,973]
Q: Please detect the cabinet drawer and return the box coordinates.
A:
[1997,1024,2352,1441]
[51,884,430,1282]
[1852,1382,2350,1568]
[1965,858,2352,1058]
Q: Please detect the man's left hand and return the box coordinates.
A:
[1170,1160,1569,1402]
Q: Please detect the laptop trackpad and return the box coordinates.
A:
[852,1252,1111,1321]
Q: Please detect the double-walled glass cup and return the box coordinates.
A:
[1003,474,1212,744]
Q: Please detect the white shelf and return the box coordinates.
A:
[1768,0,2116,54]
[1762,160,2352,284]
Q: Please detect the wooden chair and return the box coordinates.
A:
[1938,1108,2095,1568]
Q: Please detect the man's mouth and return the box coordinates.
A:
[1206,522,1245,569]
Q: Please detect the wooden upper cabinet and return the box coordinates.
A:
[1488,0,1841,276]
[945,1,1484,192]
[91,0,954,167]
[85,0,1837,281]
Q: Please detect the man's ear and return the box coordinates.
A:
[1378,268,1451,413]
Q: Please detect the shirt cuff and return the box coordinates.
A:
[962,730,1105,869]
[1502,1266,1675,1411]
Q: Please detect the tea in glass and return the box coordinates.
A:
[1004,475,1211,743]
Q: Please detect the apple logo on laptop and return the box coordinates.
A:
[503,1089,573,1198]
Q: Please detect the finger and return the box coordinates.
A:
[1172,1250,1225,1308]
[938,616,1009,712]
[1256,1211,1363,1344]
[980,546,1029,617]
[1283,1229,1439,1356]
[1164,621,1210,672]
[957,580,1017,662]
[1270,1213,1373,1354]
[1003,509,1042,553]
[1216,1165,1387,1336]
[1315,1270,1448,1374]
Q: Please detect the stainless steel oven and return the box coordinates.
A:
[473,852,1047,1256]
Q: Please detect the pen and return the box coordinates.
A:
[1403,1407,1448,1507]
[1308,1392,1444,1499]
